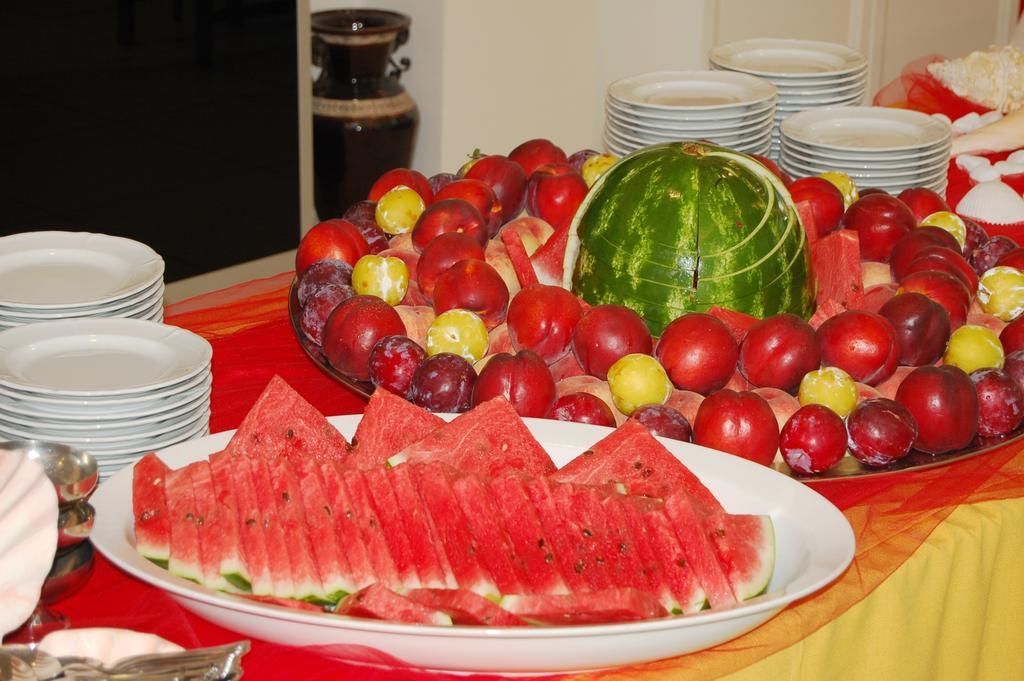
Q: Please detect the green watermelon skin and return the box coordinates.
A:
[132,454,171,567]
[565,141,815,335]
[222,452,274,596]
[487,476,570,596]
[164,466,203,584]
[449,471,529,595]
[291,457,355,602]
[347,388,444,469]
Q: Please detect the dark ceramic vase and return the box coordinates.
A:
[311,9,419,220]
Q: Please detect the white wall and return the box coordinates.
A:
[301,0,1018,226]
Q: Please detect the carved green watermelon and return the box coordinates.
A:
[563,141,816,336]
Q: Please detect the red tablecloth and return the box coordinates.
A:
[50,271,1024,680]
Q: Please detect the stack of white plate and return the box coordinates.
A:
[0,231,165,328]
[709,38,868,159]
[0,318,213,480]
[778,106,953,195]
[604,70,777,157]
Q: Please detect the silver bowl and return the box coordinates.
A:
[0,440,98,504]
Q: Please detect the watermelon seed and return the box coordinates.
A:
[632,461,642,471]
[282,492,291,503]
[262,518,270,529]
[369,518,377,528]
[185,512,194,521]
[195,515,204,527]
[345,509,354,519]
[323,505,331,516]
[139,509,155,521]
[573,561,585,574]
[582,529,592,538]
[286,428,295,439]
[537,539,545,548]
[619,542,628,555]
[595,557,605,565]
[716,528,726,538]
[676,559,687,568]
[544,553,554,564]
[245,518,256,527]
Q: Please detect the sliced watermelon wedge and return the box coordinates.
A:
[530,219,571,286]
[662,493,737,609]
[406,588,527,626]
[339,469,404,591]
[265,457,328,602]
[164,465,203,584]
[706,513,776,601]
[499,587,668,625]
[448,470,528,595]
[207,453,249,592]
[629,499,707,614]
[812,229,864,310]
[347,388,444,469]
[187,461,234,592]
[318,461,377,591]
[290,457,355,602]
[224,375,348,464]
[548,482,615,590]
[520,477,590,593]
[242,456,296,599]
[486,475,569,596]
[600,494,680,613]
[221,451,274,596]
[336,584,453,626]
[360,467,423,590]
[387,464,456,589]
[388,397,555,477]
[706,305,760,344]
[410,463,499,598]
[551,419,723,512]
[132,453,170,567]
[499,227,540,287]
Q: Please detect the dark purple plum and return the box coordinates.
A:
[296,258,353,306]
[970,368,1024,437]
[300,283,354,345]
[962,216,989,257]
[631,404,692,442]
[846,398,918,467]
[368,335,427,399]
[567,149,599,173]
[410,352,476,413]
[428,172,458,195]
[342,200,390,253]
[969,235,1019,275]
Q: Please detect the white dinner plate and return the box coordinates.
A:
[780,136,953,163]
[774,77,868,98]
[605,105,775,135]
[781,106,952,153]
[709,38,867,79]
[780,141,952,170]
[0,388,211,431]
[0,279,164,319]
[0,319,212,397]
[777,88,867,108]
[605,122,773,149]
[0,407,210,447]
[712,63,869,90]
[0,291,165,327]
[91,415,855,674]
[608,96,775,122]
[609,70,776,111]
[0,232,164,309]
[778,155,949,184]
[0,370,211,413]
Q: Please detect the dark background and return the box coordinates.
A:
[0,1,300,282]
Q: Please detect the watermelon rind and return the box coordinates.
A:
[563,141,815,335]
[132,454,171,567]
[712,514,776,601]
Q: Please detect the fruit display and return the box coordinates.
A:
[133,378,776,625]
[290,136,1024,479]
